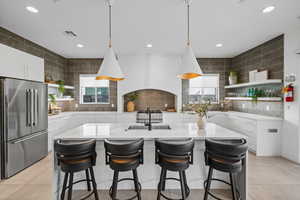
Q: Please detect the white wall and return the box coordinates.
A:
[117,54,182,112]
[282,27,300,163]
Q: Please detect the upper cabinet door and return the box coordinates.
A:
[0,44,44,82]
[0,44,27,79]
[25,53,44,82]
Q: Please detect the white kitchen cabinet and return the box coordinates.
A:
[208,111,282,156]
[0,43,26,79]
[25,53,44,82]
[0,44,44,82]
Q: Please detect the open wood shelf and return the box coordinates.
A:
[225,79,282,89]
[225,97,282,102]
[47,83,75,90]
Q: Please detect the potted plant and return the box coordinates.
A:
[190,101,210,129]
[229,71,238,85]
[48,94,57,114]
[126,92,138,112]
[56,80,65,98]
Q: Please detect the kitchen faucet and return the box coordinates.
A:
[145,107,152,131]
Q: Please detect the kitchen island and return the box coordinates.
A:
[53,120,248,200]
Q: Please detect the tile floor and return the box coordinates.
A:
[0,153,300,200]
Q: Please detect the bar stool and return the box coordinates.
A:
[104,138,144,200]
[155,138,194,200]
[54,139,99,200]
[203,139,247,200]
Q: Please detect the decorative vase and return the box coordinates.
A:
[127,101,135,112]
[229,72,238,85]
[197,116,206,129]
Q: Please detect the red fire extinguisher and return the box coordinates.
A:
[285,84,294,102]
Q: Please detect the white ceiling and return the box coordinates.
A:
[0,0,300,58]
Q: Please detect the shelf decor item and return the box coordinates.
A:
[126,92,138,112]
[255,70,268,81]
[229,71,238,85]
[249,70,258,82]
[56,80,65,97]
[177,0,203,80]
[95,0,125,81]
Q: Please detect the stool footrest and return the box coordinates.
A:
[204,179,240,200]
[63,178,98,200]
[65,178,94,188]
[158,176,190,200]
[109,178,142,200]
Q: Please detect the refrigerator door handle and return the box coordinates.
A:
[34,89,38,126]
[30,89,34,127]
[26,89,32,127]
[25,89,29,126]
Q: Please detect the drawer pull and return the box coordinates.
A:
[268,129,278,133]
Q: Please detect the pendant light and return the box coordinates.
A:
[178,0,203,80]
[96,0,125,81]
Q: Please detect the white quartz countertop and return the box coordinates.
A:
[49,111,283,121]
[208,111,283,121]
[54,122,246,140]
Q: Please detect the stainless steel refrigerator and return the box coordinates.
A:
[0,78,48,179]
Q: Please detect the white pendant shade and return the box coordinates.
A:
[96,47,125,81]
[178,45,203,80]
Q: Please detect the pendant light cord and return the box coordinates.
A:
[187,4,190,46]
[109,5,112,48]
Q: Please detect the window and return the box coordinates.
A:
[80,75,110,104]
[189,74,219,104]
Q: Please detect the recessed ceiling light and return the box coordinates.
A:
[216,43,223,48]
[262,6,275,14]
[146,44,153,48]
[26,6,39,13]
[77,44,84,48]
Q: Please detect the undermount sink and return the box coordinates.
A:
[128,125,171,130]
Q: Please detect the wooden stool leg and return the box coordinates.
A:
[85,169,91,191]
[67,172,74,200]
[179,171,187,200]
[157,168,165,200]
[132,169,141,200]
[89,167,99,200]
[230,173,238,200]
[204,167,213,200]
[61,172,69,200]
[111,170,119,200]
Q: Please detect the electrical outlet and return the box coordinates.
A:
[75,104,78,108]
[266,105,270,111]
[242,104,246,109]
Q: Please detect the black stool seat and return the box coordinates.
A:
[155,138,194,200]
[203,138,248,200]
[104,139,144,200]
[54,139,99,200]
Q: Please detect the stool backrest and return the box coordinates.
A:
[155,138,194,164]
[54,139,97,166]
[205,139,248,163]
[104,138,144,164]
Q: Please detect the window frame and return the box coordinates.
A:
[188,73,220,104]
[79,74,110,105]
